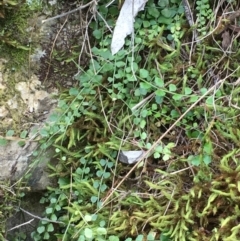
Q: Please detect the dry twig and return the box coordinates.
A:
[42,0,98,24]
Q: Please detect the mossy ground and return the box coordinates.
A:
[2,0,240,241]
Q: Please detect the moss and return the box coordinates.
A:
[0,1,42,70]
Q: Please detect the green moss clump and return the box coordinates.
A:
[0,1,42,70]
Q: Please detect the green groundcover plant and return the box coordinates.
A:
[5,0,240,240]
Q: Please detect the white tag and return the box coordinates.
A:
[119,150,145,164]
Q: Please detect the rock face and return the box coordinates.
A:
[0,62,57,190]
[0,140,37,181]
[0,65,58,239]
[0,0,87,192]
[0,139,57,191]
[0,0,89,239]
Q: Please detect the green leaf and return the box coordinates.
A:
[48,113,59,122]
[155,145,163,153]
[99,49,114,60]
[102,63,114,72]
[37,226,45,234]
[20,130,28,139]
[46,207,53,214]
[143,21,150,27]
[18,141,26,147]
[109,236,119,241]
[115,61,126,67]
[93,29,102,39]
[100,220,106,227]
[141,109,148,118]
[4,0,18,6]
[134,88,141,96]
[97,227,107,235]
[140,82,152,90]
[135,37,142,44]
[184,87,192,95]
[158,0,169,7]
[148,8,160,18]
[136,234,144,241]
[43,232,50,240]
[39,128,49,137]
[77,235,85,241]
[55,205,61,211]
[84,214,92,222]
[189,155,201,166]
[189,95,198,103]
[80,157,86,164]
[50,198,57,204]
[160,232,172,241]
[16,45,30,51]
[91,214,98,221]
[161,8,174,18]
[155,95,164,104]
[203,142,212,155]
[103,172,110,179]
[203,155,212,165]
[96,170,103,177]
[152,103,158,110]
[139,87,148,96]
[6,130,14,137]
[154,152,161,158]
[69,88,79,96]
[171,109,179,117]
[139,69,149,78]
[93,180,99,189]
[206,96,214,105]
[154,77,164,87]
[134,117,140,125]
[169,84,177,92]
[100,159,106,166]
[0,138,7,146]
[146,143,152,149]
[200,88,208,94]
[140,119,146,129]
[107,162,114,168]
[47,223,54,232]
[50,214,57,221]
[158,16,173,24]
[155,89,166,97]
[172,94,183,100]
[108,77,114,82]
[167,142,175,148]
[147,232,155,241]
[163,154,171,161]
[91,196,98,203]
[141,132,147,140]
[84,228,93,239]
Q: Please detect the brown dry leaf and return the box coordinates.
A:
[221,30,231,50]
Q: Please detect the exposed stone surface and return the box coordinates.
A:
[0,137,57,190]
[0,140,37,180]
[0,0,87,192]
[0,62,57,190]
[0,1,90,239]
[15,75,54,114]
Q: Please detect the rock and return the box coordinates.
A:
[0,66,57,190]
